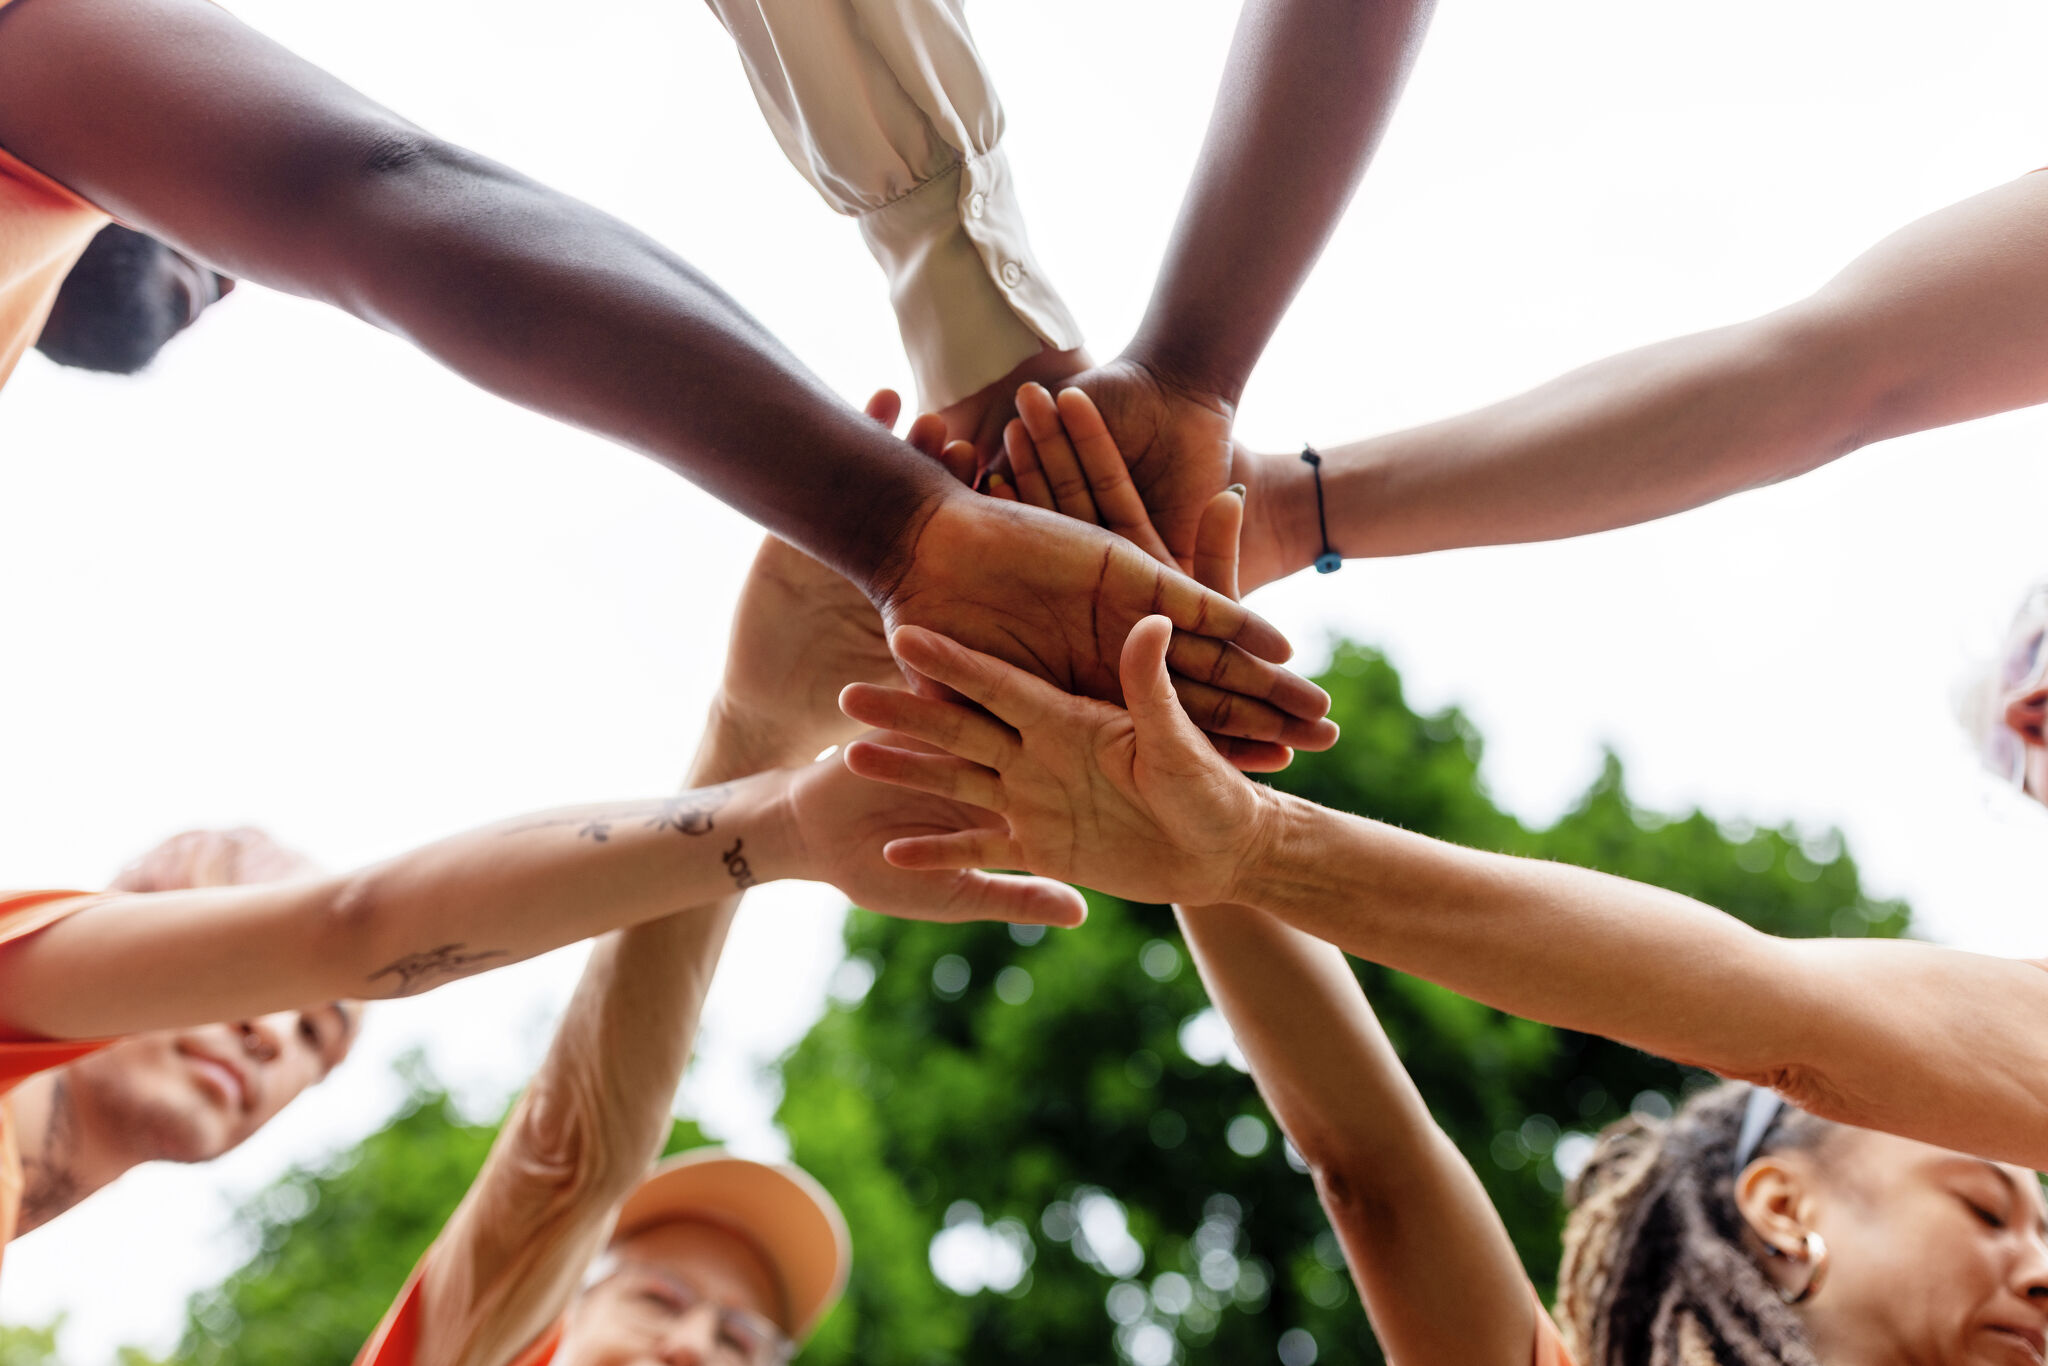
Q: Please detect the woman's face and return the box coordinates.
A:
[1790,1130,2048,1365]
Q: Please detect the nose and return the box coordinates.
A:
[2014,1226,2048,1303]
[2002,684,2048,737]
[653,1307,721,1365]
[234,1016,282,1065]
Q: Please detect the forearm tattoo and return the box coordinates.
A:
[722,838,758,891]
[501,785,737,844]
[368,943,512,997]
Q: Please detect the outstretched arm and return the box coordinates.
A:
[1177,904,1534,1366]
[841,618,2048,1172]
[1241,169,2048,581]
[412,756,746,1366]
[0,742,1080,1042]
[1034,0,1433,568]
[0,0,1329,751]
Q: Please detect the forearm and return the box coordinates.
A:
[1236,796,2048,1168]
[420,738,754,1366]
[0,773,798,1038]
[1175,904,1534,1366]
[1271,170,2048,567]
[0,0,958,590]
[1128,0,1433,402]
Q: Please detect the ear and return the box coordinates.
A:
[1734,1154,1824,1293]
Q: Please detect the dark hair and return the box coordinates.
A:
[35,224,194,374]
[1555,1083,1837,1366]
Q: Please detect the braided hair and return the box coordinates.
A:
[1554,1083,1836,1366]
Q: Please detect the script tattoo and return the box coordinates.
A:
[722,837,758,891]
[368,943,511,997]
[18,1077,80,1233]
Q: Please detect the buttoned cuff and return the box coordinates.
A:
[857,146,1083,410]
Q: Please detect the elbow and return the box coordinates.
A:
[1749,302,1922,472]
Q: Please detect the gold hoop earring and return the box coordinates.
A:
[1779,1231,1829,1306]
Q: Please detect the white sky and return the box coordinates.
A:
[7,0,2048,1359]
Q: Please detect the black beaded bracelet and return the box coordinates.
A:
[1302,446,1341,574]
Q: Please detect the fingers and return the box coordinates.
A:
[1055,387,1175,566]
[1002,415,1058,512]
[1192,485,1245,601]
[1211,736,1295,773]
[1122,615,1228,764]
[842,740,1006,811]
[883,828,1022,873]
[864,388,903,429]
[924,871,1088,927]
[905,410,948,461]
[1016,382,1103,525]
[886,626,1073,734]
[986,473,1020,501]
[1164,632,1338,745]
[839,682,1016,769]
[1145,565,1295,665]
[940,438,978,489]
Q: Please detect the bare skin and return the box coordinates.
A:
[978,0,1436,576]
[1220,171,2048,589]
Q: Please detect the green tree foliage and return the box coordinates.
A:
[169,1053,704,1366]
[775,641,1908,1366]
[17,640,1907,1366]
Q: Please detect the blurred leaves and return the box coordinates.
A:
[11,640,1909,1366]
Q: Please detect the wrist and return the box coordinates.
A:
[862,476,969,610]
[742,767,811,887]
[694,693,812,784]
[1228,787,1321,910]
[1120,336,1247,412]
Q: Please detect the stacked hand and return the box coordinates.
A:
[976,359,1304,594]
[838,618,1271,911]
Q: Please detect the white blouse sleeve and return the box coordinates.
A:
[704,0,1083,409]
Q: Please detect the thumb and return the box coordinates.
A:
[1120,615,1210,759]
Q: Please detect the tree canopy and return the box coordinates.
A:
[16,640,1908,1366]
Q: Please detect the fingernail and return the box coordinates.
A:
[1226,483,1247,500]
[989,474,1010,493]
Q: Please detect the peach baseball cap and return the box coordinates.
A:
[609,1148,852,1340]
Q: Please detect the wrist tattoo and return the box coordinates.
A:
[368,943,511,997]
[722,837,758,891]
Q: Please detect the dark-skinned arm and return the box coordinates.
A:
[0,0,1336,752]
[1037,0,1435,567]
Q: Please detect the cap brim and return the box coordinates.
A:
[610,1149,851,1340]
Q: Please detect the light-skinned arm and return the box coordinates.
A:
[0,0,1329,751]
[407,441,928,1365]
[0,738,1082,1042]
[839,618,2048,1172]
[1177,904,1535,1366]
[1233,169,2048,585]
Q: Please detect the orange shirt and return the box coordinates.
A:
[0,0,111,393]
[0,889,119,1266]
[354,1263,563,1366]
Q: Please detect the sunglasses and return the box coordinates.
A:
[583,1254,794,1365]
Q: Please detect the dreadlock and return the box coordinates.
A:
[1554,1083,1835,1366]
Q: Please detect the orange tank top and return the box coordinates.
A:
[0,0,111,392]
[0,889,121,1267]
